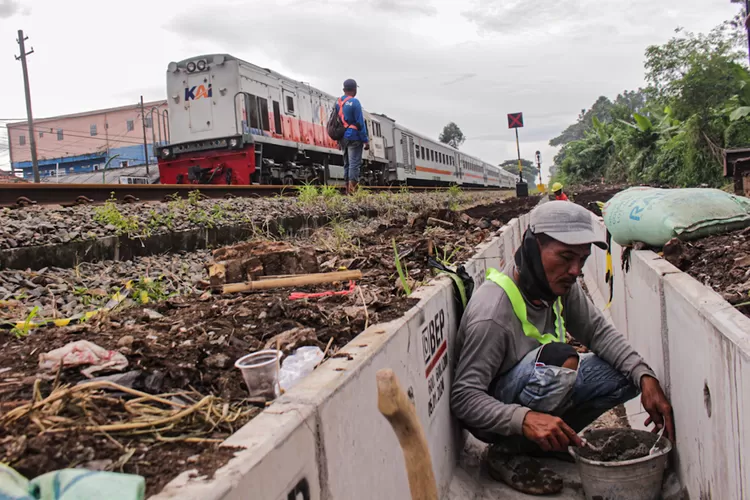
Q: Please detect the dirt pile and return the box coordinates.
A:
[463,195,541,224]
[660,227,750,318]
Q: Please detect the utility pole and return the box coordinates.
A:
[745,0,750,67]
[140,95,150,176]
[535,150,543,189]
[15,30,40,183]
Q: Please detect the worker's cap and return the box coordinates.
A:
[552,182,563,192]
[529,201,608,250]
[343,78,358,90]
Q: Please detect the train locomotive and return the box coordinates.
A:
[155,54,517,189]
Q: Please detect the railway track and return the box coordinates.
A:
[0,184,508,208]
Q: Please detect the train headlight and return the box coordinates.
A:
[196,59,207,71]
[162,148,171,158]
[229,138,239,148]
[186,61,197,73]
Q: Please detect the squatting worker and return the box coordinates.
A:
[551,182,569,201]
[450,201,674,495]
[336,79,369,195]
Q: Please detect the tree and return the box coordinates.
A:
[499,159,539,185]
[439,122,466,149]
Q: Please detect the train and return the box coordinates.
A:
[155,54,517,189]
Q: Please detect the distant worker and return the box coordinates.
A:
[335,79,369,195]
[451,201,673,495]
[551,182,569,201]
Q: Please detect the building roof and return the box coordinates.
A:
[6,100,167,128]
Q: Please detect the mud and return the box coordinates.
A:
[462,195,541,224]
[577,429,658,462]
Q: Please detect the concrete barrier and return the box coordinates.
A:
[153,220,524,500]
[583,216,750,500]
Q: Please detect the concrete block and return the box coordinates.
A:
[662,273,745,500]
[621,251,680,384]
[501,226,515,268]
[316,279,462,499]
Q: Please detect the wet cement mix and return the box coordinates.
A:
[0,192,534,494]
[577,429,659,462]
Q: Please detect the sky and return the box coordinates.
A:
[0,0,742,180]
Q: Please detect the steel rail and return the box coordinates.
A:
[0,184,508,208]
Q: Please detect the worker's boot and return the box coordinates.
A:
[486,442,564,495]
[348,181,358,195]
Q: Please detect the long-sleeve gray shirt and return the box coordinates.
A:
[450,262,656,438]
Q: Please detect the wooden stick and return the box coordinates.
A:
[376,369,437,500]
[316,337,335,369]
[222,270,362,294]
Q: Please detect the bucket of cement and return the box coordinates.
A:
[235,349,282,400]
[568,428,671,500]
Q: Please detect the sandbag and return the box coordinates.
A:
[602,187,750,247]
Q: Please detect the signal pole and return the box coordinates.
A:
[140,95,150,176]
[15,30,40,183]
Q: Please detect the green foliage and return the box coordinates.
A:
[446,184,463,211]
[128,276,175,305]
[499,159,539,185]
[438,122,466,149]
[93,193,140,236]
[392,238,412,296]
[7,306,40,338]
[552,8,750,188]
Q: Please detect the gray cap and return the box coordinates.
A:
[529,200,608,250]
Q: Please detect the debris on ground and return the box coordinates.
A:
[38,340,129,378]
[0,190,535,494]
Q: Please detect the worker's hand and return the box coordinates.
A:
[640,375,675,445]
[522,411,583,452]
[364,143,370,151]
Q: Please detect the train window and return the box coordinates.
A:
[421,146,425,159]
[259,98,271,131]
[273,101,282,134]
[415,145,420,159]
[248,94,260,129]
[285,95,295,115]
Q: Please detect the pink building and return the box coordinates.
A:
[7,100,167,179]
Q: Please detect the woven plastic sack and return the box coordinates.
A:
[602,187,750,247]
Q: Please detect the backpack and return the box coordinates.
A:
[327,97,352,141]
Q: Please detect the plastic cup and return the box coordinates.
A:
[234,349,282,400]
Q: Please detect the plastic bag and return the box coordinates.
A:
[278,346,324,391]
[38,340,129,378]
[603,187,750,247]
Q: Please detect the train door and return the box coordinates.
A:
[281,86,300,142]
[400,132,416,174]
[296,88,314,146]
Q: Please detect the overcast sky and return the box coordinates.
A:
[0,0,741,179]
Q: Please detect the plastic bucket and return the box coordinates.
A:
[569,428,672,500]
[234,349,282,400]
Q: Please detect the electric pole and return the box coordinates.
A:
[15,30,40,183]
[140,95,150,176]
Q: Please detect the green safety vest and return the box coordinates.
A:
[485,268,566,344]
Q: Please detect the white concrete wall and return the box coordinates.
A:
[153,222,525,500]
[583,217,750,500]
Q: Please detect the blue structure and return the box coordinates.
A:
[13,144,158,180]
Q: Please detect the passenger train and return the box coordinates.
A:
[155,54,517,188]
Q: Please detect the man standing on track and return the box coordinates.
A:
[336,79,369,195]
[451,201,674,495]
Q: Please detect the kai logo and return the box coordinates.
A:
[185,84,212,101]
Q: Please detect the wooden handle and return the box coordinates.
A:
[376,369,437,500]
[222,270,362,294]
